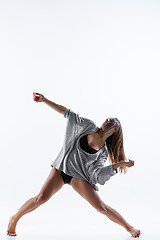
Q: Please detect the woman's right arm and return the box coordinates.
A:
[33,92,67,115]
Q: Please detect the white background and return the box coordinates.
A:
[0,0,160,239]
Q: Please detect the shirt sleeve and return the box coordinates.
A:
[96,164,117,185]
[63,108,96,127]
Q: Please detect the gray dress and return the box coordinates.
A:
[51,108,117,191]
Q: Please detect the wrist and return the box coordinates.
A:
[42,97,47,102]
[120,161,126,166]
[112,163,120,170]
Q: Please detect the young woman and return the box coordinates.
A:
[7,92,141,238]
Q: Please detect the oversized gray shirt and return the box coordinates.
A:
[51,108,117,191]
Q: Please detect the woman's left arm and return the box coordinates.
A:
[112,162,121,171]
[112,160,134,171]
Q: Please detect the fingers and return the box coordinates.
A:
[33,92,41,96]
[124,159,134,167]
[33,93,40,102]
[129,160,134,167]
[33,92,44,102]
[128,159,134,164]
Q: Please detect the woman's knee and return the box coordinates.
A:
[96,204,108,214]
[34,193,49,205]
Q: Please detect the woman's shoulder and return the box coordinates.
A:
[64,108,96,127]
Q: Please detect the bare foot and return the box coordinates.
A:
[7,216,17,236]
[128,226,141,238]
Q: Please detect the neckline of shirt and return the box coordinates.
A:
[77,127,106,155]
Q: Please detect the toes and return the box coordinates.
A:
[132,233,139,238]
[133,230,141,238]
[7,232,17,236]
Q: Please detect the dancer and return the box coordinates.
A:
[7,92,141,238]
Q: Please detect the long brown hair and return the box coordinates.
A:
[105,118,127,174]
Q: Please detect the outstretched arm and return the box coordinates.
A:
[42,97,67,115]
[33,92,67,115]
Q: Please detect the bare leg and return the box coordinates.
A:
[7,167,64,236]
[70,178,141,238]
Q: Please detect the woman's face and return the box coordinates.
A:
[101,117,117,132]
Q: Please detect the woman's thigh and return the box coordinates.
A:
[70,177,107,213]
[37,166,64,202]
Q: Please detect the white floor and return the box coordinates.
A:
[0,211,160,240]
[3,232,160,240]
[1,186,160,240]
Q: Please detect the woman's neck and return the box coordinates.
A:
[88,128,114,149]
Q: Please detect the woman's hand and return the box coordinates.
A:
[112,159,134,171]
[33,92,45,102]
[121,159,134,168]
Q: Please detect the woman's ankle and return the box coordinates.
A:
[11,214,19,223]
[126,225,134,232]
